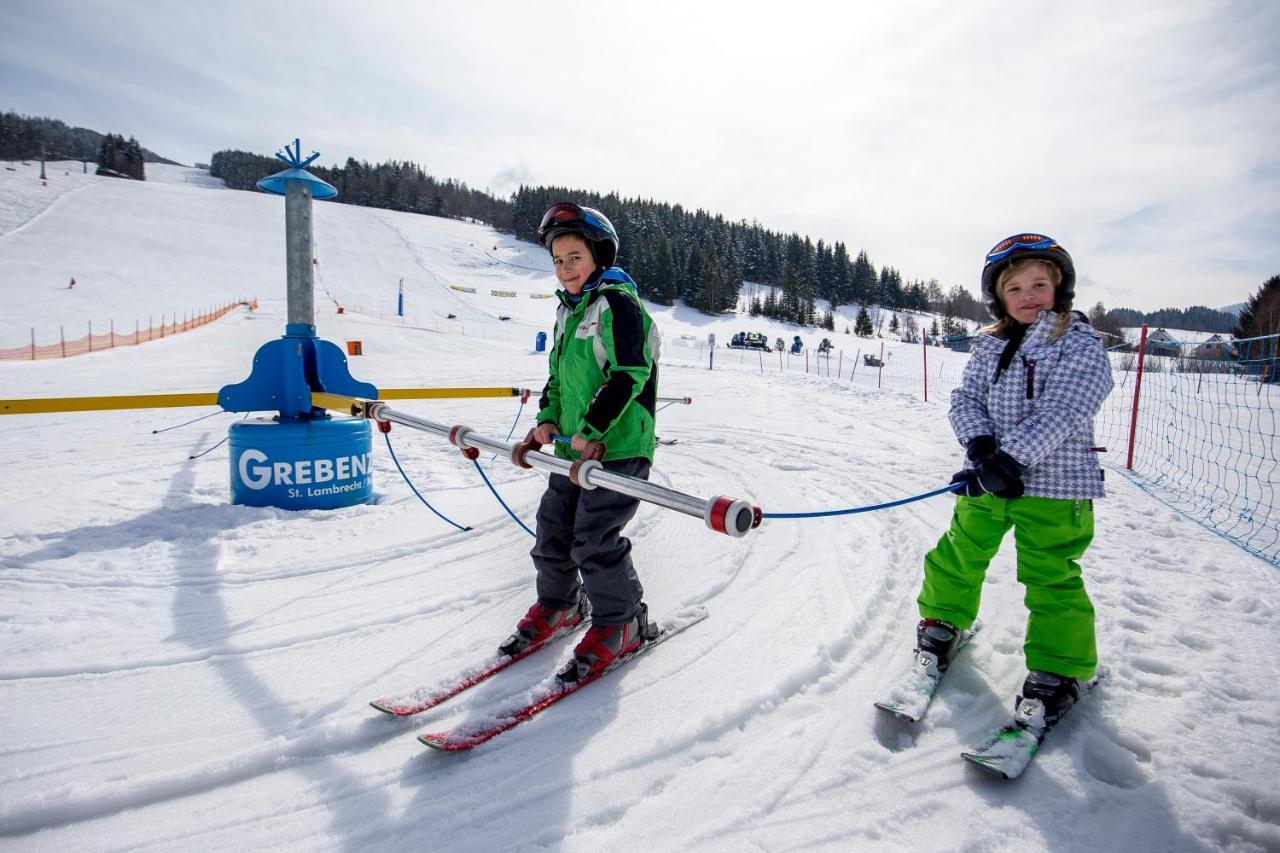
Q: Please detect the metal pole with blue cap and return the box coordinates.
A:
[218,139,379,511]
[256,139,338,336]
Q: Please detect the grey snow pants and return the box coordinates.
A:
[530,457,649,626]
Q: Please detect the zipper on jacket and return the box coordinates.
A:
[1023,357,1036,399]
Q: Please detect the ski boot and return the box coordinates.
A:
[498,591,588,657]
[914,618,961,678]
[1014,670,1080,731]
[557,603,657,683]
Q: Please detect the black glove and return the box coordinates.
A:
[966,435,998,461]
[951,450,1025,499]
[950,469,985,498]
[974,450,1025,499]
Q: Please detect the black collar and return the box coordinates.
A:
[994,322,1029,383]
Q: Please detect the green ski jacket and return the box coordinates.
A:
[536,270,660,463]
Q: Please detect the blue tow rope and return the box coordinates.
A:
[471,460,536,538]
[153,409,227,434]
[489,393,528,463]
[384,431,472,532]
[188,435,230,460]
[763,482,964,519]
[505,437,961,526]
[388,394,538,536]
[390,385,961,537]
[186,412,249,459]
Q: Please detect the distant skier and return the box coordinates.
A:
[500,202,660,683]
[68,277,75,290]
[911,232,1113,730]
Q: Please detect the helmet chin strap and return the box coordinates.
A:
[564,269,605,304]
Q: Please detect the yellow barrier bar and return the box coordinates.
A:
[0,392,219,415]
[1,387,525,416]
[311,392,366,416]
[379,387,524,400]
[311,388,526,418]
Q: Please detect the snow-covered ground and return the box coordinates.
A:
[1,164,1277,852]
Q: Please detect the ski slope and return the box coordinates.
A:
[1,163,1277,852]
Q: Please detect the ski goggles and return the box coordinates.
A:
[538,202,609,240]
[984,233,1065,267]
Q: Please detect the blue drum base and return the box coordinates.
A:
[229,418,373,510]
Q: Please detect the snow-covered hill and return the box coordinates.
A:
[1,163,1276,852]
[3,161,974,364]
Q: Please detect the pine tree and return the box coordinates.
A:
[681,243,705,306]
[721,236,744,311]
[832,241,851,309]
[1234,275,1280,339]
[650,231,677,305]
[855,305,874,337]
[879,267,903,309]
[799,238,818,326]
[815,239,833,306]
[124,136,145,179]
[1234,275,1280,382]
[943,314,966,337]
[905,280,928,311]
[779,263,798,321]
[889,313,900,334]
[96,133,118,177]
[851,251,877,307]
[763,287,779,319]
[700,243,725,314]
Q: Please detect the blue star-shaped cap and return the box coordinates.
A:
[255,138,338,199]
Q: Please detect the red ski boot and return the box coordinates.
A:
[556,604,655,683]
[498,593,588,657]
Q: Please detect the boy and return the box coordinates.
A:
[499,202,661,683]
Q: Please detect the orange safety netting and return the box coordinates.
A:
[1,300,257,361]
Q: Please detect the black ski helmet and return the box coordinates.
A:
[538,202,620,269]
[980,233,1076,320]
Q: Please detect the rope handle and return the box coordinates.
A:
[569,439,606,488]
[763,482,964,519]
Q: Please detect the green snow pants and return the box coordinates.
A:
[917,494,1097,680]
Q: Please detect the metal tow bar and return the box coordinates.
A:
[323,394,761,538]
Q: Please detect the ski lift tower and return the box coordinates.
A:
[218,139,379,510]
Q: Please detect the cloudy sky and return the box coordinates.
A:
[3,0,1277,312]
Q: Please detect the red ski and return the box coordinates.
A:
[370,622,586,717]
[419,606,709,751]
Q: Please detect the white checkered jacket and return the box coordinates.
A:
[950,311,1114,499]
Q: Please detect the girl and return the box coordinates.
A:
[914,233,1113,728]
[498,202,661,683]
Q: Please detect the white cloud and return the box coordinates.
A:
[1,0,1275,311]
